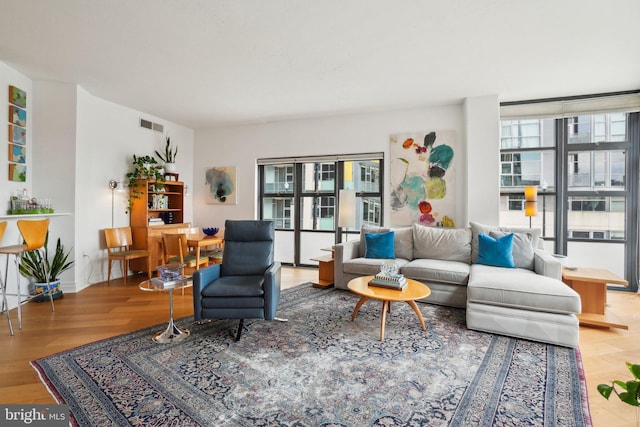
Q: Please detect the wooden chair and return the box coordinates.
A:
[0,219,51,335]
[104,227,151,285]
[161,232,209,277]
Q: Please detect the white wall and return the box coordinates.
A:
[0,62,36,308]
[0,62,33,207]
[0,63,196,309]
[193,105,469,228]
[464,95,500,225]
[74,87,195,288]
[32,81,77,292]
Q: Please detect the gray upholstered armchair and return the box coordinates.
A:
[192,220,282,340]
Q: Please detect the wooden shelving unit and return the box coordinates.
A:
[129,179,188,273]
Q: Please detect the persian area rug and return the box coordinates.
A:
[32,285,592,426]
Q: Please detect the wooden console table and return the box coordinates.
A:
[561,267,628,330]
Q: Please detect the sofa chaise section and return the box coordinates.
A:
[333,222,582,347]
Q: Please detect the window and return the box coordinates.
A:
[566,114,629,242]
[363,198,381,224]
[507,194,525,211]
[258,153,384,266]
[568,113,627,144]
[499,118,556,236]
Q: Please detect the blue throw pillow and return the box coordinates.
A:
[476,233,515,268]
[364,231,395,259]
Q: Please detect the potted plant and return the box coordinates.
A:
[125,154,165,213]
[155,136,178,173]
[19,233,74,299]
[598,362,640,425]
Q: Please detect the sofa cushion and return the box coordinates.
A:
[468,264,581,314]
[477,233,515,268]
[412,223,471,264]
[364,231,395,259]
[401,258,470,285]
[470,222,542,264]
[490,230,535,270]
[344,257,411,277]
[359,225,413,260]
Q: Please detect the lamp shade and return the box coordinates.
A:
[338,189,356,228]
[524,186,537,202]
[525,201,538,217]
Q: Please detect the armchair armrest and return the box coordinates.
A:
[192,264,221,320]
[534,249,562,280]
[263,261,282,320]
[333,239,360,289]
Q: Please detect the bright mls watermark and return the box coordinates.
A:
[0,405,68,426]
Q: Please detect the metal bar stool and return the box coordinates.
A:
[0,218,51,335]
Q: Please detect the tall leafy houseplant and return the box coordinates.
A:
[125,154,165,213]
[19,233,74,284]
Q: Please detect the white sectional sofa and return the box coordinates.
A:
[333,222,582,347]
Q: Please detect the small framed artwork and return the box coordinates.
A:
[9,163,26,182]
[9,125,26,144]
[9,85,26,108]
[205,166,237,204]
[9,105,26,127]
[8,143,26,163]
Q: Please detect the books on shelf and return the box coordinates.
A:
[148,217,165,226]
[369,273,408,290]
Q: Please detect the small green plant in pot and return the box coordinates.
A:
[598,362,640,425]
[19,232,74,297]
[125,154,165,213]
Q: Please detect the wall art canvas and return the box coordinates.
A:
[8,143,25,163]
[205,166,237,204]
[9,125,26,144]
[390,130,457,227]
[9,163,26,182]
[9,105,26,127]
[9,85,26,108]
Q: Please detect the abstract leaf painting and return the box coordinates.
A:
[390,130,457,227]
[8,143,25,163]
[205,166,237,204]
[9,105,26,127]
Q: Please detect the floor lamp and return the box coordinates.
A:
[524,186,538,228]
[109,180,119,228]
[338,189,356,241]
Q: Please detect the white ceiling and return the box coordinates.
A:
[1,0,639,129]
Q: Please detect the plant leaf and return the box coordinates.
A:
[614,380,628,390]
[597,384,613,399]
[627,362,640,380]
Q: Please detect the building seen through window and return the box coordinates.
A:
[499,113,628,241]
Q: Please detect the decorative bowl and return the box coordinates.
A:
[203,227,219,236]
[157,263,183,281]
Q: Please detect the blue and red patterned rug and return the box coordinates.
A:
[32,285,592,426]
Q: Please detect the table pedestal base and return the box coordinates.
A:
[153,318,190,343]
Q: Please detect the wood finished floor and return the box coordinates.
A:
[0,266,637,426]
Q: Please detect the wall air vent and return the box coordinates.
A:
[140,118,164,133]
